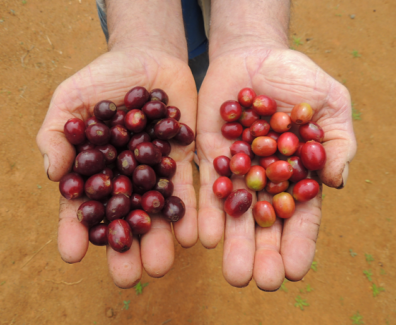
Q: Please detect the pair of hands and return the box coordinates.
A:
[36,41,356,290]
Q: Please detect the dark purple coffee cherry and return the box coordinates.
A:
[142,101,167,120]
[85,174,113,200]
[94,100,117,121]
[154,118,181,140]
[109,110,126,127]
[89,224,108,246]
[134,142,162,165]
[73,149,106,176]
[166,106,181,121]
[85,122,110,145]
[152,139,171,156]
[154,157,177,178]
[64,118,86,145]
[77,200,105,227]
[107,219,133,253]
[150,88,169,105]
[130,193,142,209]
[106,194,131,221]
[76,141,96,153]
[162,196,186,222]
[124,86,150,110]
[112,175,133,197]
[59,172,84,200]
[117,150,138,176]
[125,210,151,235]
[141,190,165,214]
[127,132,151,151]
[174,123,194,145]
[96,144,117,164]
[132,165,156,191]
[110,125,130,147]
[154,177,174,198]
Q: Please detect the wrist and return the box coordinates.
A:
[106,0,188,61]
[209,0,290,58]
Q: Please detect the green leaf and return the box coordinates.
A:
[363,270,372,282]
[292,36,303,46]
[122,300,131,310]
[349,249,357,257]
[294,296,309,310]
[311,261,317,272]
[351,311,364,324]
[371,283,385,297]
[37,184,42,189]
[134,281,149,295]
[365,179,372,184]
[352,50,361,58]
[365,254,374,264]
[306,284,313,293]
[280,279,288,292]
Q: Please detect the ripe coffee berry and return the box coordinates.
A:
[213,176,233,199]
[64,118,86,145]
[224,189,253,218]
[59,173,84,200]
[94,100,117,121]
[220,100,242,122]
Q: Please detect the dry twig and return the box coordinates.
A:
[21,239,52,268]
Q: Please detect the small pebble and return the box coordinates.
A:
[350,14,355,19]
[106,308,113,318]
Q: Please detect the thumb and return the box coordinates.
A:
[36,84,87,182]
[316,86,357,188]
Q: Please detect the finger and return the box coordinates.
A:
[316,84,357,188]
[107,236,142,289]
[197,158,226,248]
[222,177,256,288]
[253,191,285,291]
[58,196,89,263]
[158,69,198,248]
[281,184,322,281]
[171,159,198,248]
[140,216,174,278]
[196,65,249,248]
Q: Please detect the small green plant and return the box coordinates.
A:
[292,36,303,46]
[37,184,42,189]
[349,249,357,257]
[280,279,288,292]
[322,194,326,199]
[0,281,6,286]
[294,296,309,310]
[305,284,313,293]
[340,296,344,305]
[363,270,372,282]
[134,281,148,295]
[22,0,27,3]
[365,254,374,264]
[122,300,131,310]
[352,50,361,58]
[351,103,362,120]
[351,311,364,324]
[380,268,386,275]
[365,180,372,184]
[371,284,385,297]
[311,261,317,272]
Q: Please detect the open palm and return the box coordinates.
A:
[197,46,357,290]
[36,49,197,288]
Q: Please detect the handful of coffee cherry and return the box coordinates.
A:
[59,87,194,253]
[213,88,326,227]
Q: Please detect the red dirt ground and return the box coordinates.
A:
[0,0,395,324]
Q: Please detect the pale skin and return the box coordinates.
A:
[36,0,357,290]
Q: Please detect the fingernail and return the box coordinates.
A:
[44,154,51,180]
[337,162,349,190]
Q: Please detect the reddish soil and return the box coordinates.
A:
[0,0,395,324]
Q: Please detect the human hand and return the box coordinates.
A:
[197,44,357,290]
[36,0,197,289]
